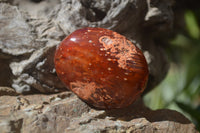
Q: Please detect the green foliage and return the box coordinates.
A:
[144,10,200,130]
[185,10,200,39]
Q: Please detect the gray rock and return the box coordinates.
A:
[10,42,66,93]
[0,92,198,133]
[0,3,66,93]
[0,3,37,56]
[12,0,60,19]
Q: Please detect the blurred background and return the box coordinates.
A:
[144,8,200,131]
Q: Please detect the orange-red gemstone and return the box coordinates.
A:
[54,27,149,109]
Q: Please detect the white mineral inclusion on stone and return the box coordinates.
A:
[102,37,112,46]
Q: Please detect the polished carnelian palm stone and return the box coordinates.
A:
[54,27,149,109]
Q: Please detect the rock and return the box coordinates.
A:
[0,92,197,133]
[12,0,60,19]
[0,87,18,96]
[10,43,66,93]
[0,0,172,93]
[0,3,37,56]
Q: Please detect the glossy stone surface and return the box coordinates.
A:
[54,27,149,109]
